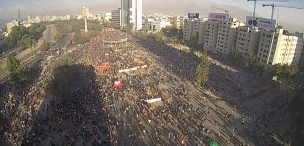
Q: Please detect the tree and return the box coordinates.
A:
[286,63,299,78]
[6,53,28,83]
[273,64,283,75]
[195,54,210,86]
[40,40,50,51]
[32,39,36,55]
[123,23,134,33]
[244,53,256,69]
[190,32,198,45]
[202,45,208,54]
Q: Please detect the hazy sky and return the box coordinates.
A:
[0,0,303,31]
[0,0,303,18]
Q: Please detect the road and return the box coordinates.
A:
[44,25,56,43]
[0,25,56,80]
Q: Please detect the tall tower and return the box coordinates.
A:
[121,0,142,30]
[18,9,21,21]
[81,7,90,19]
[84,18,88,33]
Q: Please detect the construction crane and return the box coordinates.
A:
[262,4,304,19]
[211,6,229,14]
[247,0,289,17]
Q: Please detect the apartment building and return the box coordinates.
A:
[215,18,245,55]
[257,29,304,69]
[146,21,161,31]
[183,19,196,41]
[198,22,206,44]
[204,20,219,51]
[236,26,260,59]
[183,19,205,45]
[111,8,122,26]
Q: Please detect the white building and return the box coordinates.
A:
[121,0,142,30]
[146,21,161,31]
[67,15,71,20]
[257,29,304,69]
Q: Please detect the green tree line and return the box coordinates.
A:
[0,23,46,53]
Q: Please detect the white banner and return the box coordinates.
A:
[145,98,162,103]
[119,65,148,73]
[246,16,276,31]
[208,13,229,21]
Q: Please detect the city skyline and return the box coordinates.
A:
[0,0,303,31]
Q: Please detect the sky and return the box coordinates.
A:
[0,0,303,31]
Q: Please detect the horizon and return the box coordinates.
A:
[0,0,303,32]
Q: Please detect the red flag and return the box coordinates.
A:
[95,65,110,70]
[114,81,123,87]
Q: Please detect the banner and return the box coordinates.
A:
[145,98,162,103]
[246,16,276,31]
[95,65,110,70]
[188,13,199,19]
[119,65,148,72]
[114,81,123,87]
[208,13,229,21]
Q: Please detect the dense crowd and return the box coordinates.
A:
[0,28,296,146]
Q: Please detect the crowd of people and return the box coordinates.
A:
[0,28,297,146]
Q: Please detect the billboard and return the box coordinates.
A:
[208,13,229,21]
[188,13,199,19]
[246,16,276,31]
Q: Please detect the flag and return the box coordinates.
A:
[114,81,123,87]
[95,65,110,70]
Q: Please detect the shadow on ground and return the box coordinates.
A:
[21,64,111,146]
[135,36,200,81]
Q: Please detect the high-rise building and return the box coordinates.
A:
[121,0,142,30]
[81,7,90,19]
[111,8,122,26]
[183,19,199,41]
[236,26,260,60]
[215,18,245,55]
[204,20,220,51]
[256,29,304,69]
[183,18,206,45]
